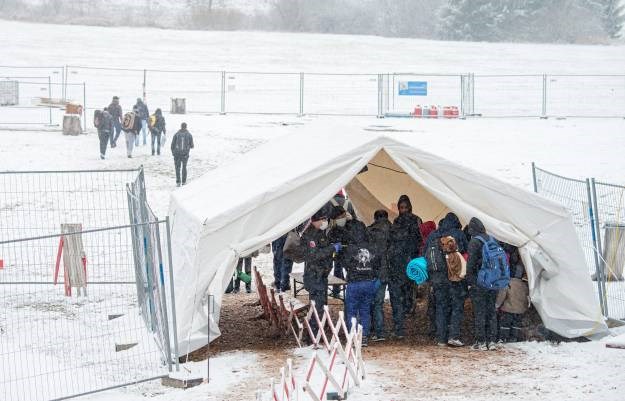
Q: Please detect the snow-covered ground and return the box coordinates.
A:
[2,20,625,401]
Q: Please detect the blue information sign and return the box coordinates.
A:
[398,81,427,96]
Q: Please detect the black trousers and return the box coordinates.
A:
[98,130,110,156]
[470,287,498,343]
[308,288,328,339]
[174,154,189,184]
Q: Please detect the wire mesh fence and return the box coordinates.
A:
[0,168,178,401]
[532,163,625,321]
[1,65,624,126]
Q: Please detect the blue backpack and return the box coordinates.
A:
[476,236,510,290]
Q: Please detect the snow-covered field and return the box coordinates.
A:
[2,20,625,401]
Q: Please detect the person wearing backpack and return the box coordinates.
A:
[149,108,166,156]
[134,98,150,147]
[466,217,510,351]
[122,106,142,158]
[424,213,468,347]
[95,107,113,160]
[496,245,529,343]
[368,209,391,342]
[107,96,123,148]
[170,122,194,187]
[387,195,423,339]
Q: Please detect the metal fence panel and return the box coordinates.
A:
[533,165,596,272]
[146,70,222,113]
[547,75,625,117]
[303,73,378,116]
[473,75,543,117]
[382,73,462,115]
[0,169,177,400]
[593,180,625,319]
[225,72,299,114]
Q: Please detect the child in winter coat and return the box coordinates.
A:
[496,245,529,342]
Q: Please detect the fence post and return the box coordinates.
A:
[471,73,476,116]
[377,74,383,118]
[460,75,465,119]
[143,69,147,102]
[82,82,87,133]
[586,178,606,316]
[531,162,538,193]
[299,72,304,117]
[154,222,174,372]
[63,65,67,101]
[541,74,547,119]
[165,215,180,371]
[591,178,609,316]
[220,71,226,115]
[48,76,52,125]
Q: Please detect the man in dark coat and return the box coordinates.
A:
[170,123,194,186]
[338,210,377,345]
[424,212,468,346]
[387,195,423,338]
[149,108,166,156]
[97,107,114,160]
[107,96,123,147]
[465,217,498,351]
[328,190,356,296]
[368,209,391,341]
[134,98,150,146]
[301,209,337,338]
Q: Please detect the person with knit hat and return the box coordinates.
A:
[387,194,423,339]
[171,122,194,187]
[368,209,392,342]
[301,207,339,339]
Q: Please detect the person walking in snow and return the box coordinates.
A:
[149,108,166,156]
[123,105,141,158]
[134,97,150,147]
[170,122,194,187]
[96,107,113,159]
[107,96,123,148]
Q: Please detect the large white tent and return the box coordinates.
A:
[168,129,607,356]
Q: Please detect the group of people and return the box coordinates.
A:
[270,192,529,349]
[94,96,195,187]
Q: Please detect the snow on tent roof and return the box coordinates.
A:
[168,127,607,356]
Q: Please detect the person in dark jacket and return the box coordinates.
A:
[342,216,377,346]
[171,123,194,187]
[387,195,423,338]
[301,209,338,338]
[496,244,528,342]
[123,105,142,158]
[149,108,166,156]
[397,195,423,315]
[134,98,150,146]
[107,96,123,147]
[424,212,468,347]
[465,217,497,351]
[272,233,293,292]
[97,107,113,160]
[328,190,356,297]
[368,209,391,341]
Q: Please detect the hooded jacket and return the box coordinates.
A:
[368,217,391,283]
[388,212,423,284]
[337,219,377,282]
[465,217,487,287]
[150,109,166,134]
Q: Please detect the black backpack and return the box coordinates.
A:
[93,110,103,129]
[425,237,446,281]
